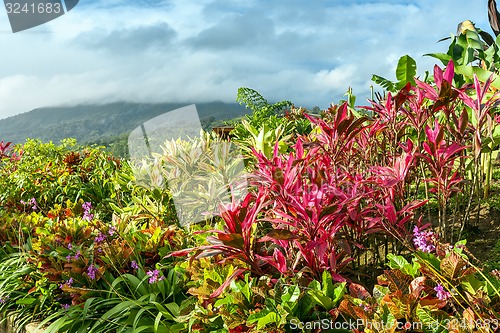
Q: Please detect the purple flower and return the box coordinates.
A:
[0,295,10,303]
[60,278,74,290]
[434,284,451,300]
[108,226,117,236]
[146,269,164,284]
[82,202,94,221]
[67,249,81,261]
[29,198,38,211]
[131,260,139,270]
[20,198,38,211]
[413,226,436,253]
[73,251,81,260]
[82,201,92,211]
[67,243,73,250]
[94,232,106,243]
[61,303,71,310]
[87,264,98,280]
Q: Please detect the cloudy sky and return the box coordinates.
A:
[0,0,491,119]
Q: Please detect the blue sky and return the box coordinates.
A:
[0,0,491,118]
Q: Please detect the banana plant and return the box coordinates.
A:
[372,54,417,93]
[231,87,298,165]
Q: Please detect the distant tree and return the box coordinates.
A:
[310,106,321,114]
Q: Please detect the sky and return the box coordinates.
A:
[0,0,492,119]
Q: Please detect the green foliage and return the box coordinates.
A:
[426,20,500,89]
[236,87,292,120]
[231,87,312,163]
[386,253,421,278]
[307,272,346,311]
[486,239,500,271]
[0,139,122,220]
[372,54,417,92]
[40,265,188,333]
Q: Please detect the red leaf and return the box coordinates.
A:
[210,268,247,298]
[349,283,371,300]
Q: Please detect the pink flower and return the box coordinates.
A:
[20,198,37,211]
[73,250,81,260]
[146,269,164,284]
[108,226,117,236]
[413,226,436,253]
[434,284,451,300]
[82,202,94,221]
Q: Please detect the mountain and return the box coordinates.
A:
[0,101,250,157]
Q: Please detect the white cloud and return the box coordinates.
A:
[0,0,493,119]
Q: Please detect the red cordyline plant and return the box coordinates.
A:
[170,103,426,291]
[0,140,22,161]
[458,73,500,200]
[415,60,460,115]
[418,119,467,239]
[247,103,427,280]
[363,86,415,164]
[169,190,271,281]
[414,61,500,237]
[365,61,498,239]
[252,140,362,281]
[304,103,367,166]
[0,141,12,158]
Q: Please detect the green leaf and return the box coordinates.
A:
[16,297,37,305]
[416,308,448,333]
[307,289,333,310]
[154,312,163,332]
[373,285,390,301]
[395,55,417,89]
[387,254,421,278]
[322,271,335,296]
[372,74,396,92]
[416,252,441,272]
[387,253,409,270]
[281,285,301,304]
[307,280,321,291]
[460,275,484,295]
[133,307,152,330]
[256,312,279,329]
[236,87,273,115]
[454,64,500,90]
[214,295,234,308]
[465,29,485,50]
[112,274,149,296]
[332,283,346,305]
[425,53,453,66]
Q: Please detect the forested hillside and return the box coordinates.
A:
[0,101,249,156]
